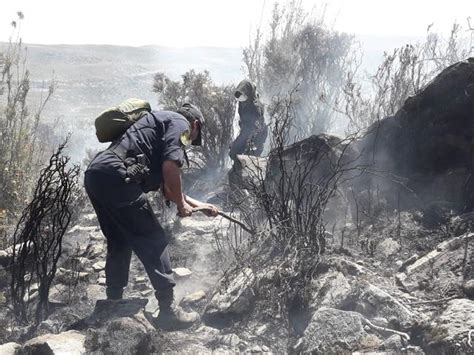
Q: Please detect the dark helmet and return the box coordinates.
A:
[177,103,204,146]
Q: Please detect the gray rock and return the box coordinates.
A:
[425,298,474,354]
[56,267,90,283]
[378,238,401,257]
[398,254,419,272]
[217,333,241,347]
[195,325,220,338]
[310,271,351,310]
[97,277,106,286]
[74,257,90,269]
[85,242,105,259]
[92,261,106,271]
[22,330,86,355]
[397,233,474,293]
[381,334,405,350]
[134,276,147,283]
[49,284,69,304]
[329,257,368,276]
[89,231,103,241]
[266,134,357,195]
[180,290,206,307]
[173,267,192,279]
[352,281,419,330]
[395,260,404,268]
[255,324,268,336]
[67,225,97,234]
[175,216,223,237]
[82,298,151,328]
[80,213,98,226]
[71,298,163,355]
[353,59,474,212]
[463,279,474,298]
[132,281,148,291]
[0,342,21,355]
[140,289,154,297]
[86,284,105,301]
[0,250,9,266]
[228,154,267,189]
[205,268,255,320]
[83,314,162,354]
[302,308,381,353]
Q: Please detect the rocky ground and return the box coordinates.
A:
[0,58,472,354]
[0,200,472,354]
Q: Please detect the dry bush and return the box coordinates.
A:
[342,22,474,134]
[153,70,235,173]
[222,90,359,326]
[244,0,354,137]
[10,140,80,325]
[0,14,56,226]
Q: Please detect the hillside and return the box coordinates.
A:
[0,43,243,161]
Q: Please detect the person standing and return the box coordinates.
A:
[229,79,268,160]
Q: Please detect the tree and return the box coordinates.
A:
[153,70,235,173]
[244,1,354,137]
[342,22,474,134]
[0,13,56,225]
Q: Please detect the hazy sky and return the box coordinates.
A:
[0,0,472,47]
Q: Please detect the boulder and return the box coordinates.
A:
[84,317,163,355]
[424,298,474,354]
[301,308,381,353]
[354,58,474,213]
[228,154,267,190]
[266,134,356,185]
[204,268,255,326]
[265,134,358,215]
[309,271,351,310]
[73,298,152,329]
[463,279,474,298]
[380,334,405,351]
[396,233,474,294]
[348,281,419,330]
[71,298,164,354]
[0,342,21,355]
[21,330,86,355]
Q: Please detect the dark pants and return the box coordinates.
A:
[84,170,176,293]
[229,126,268,160]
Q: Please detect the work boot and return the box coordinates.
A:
[153,288,199,330]
[106,287,124,300]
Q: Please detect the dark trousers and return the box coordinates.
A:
[84,170,176,292]
[229,126,268,160]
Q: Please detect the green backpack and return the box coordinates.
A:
[95,98,152,142]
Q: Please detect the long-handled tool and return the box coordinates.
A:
[191,207,253,234]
